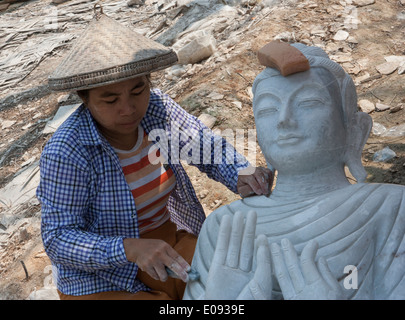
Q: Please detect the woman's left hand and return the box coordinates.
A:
[237,166,273,198]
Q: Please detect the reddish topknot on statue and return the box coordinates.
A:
[257,40,310,76]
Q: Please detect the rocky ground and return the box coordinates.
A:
[0,0,404,299]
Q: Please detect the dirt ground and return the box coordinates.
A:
[0,0,404,299]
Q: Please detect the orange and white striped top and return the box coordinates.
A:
[114,125,176,235]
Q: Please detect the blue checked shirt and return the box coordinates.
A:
[36,88,250,296]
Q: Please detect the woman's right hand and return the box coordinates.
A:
[123,238,190,282]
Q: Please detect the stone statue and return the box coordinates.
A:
[183,43,405,300]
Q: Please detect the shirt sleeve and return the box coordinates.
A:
[162,92,251,193]
[37,152,129,271]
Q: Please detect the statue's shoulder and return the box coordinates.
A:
[376,182,405,194]
[350,183,405,221]
[355,182,405,198]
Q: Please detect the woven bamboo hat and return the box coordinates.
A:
[48,4,178,91]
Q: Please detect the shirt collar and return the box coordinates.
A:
[77,105,104,146]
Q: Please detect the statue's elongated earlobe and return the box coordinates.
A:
[345,112,373,183]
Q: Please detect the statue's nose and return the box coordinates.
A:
[277,105,297,129]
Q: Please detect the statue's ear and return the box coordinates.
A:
[344,112,372,183]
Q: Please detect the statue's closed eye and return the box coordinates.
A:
[257,106,278,116]
[298,99,325,108]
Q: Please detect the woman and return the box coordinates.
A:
[36,8,272,300]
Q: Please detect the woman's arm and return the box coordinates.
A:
[37,153,129,271]
[163,92,272,195]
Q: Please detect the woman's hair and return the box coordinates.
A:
[77,74,153,104]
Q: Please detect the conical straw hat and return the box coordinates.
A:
[48,7,178,91]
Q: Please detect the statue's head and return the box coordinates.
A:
[252,43,372,182]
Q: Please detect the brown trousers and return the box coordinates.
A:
[58,220,197,300]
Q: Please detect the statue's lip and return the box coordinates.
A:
[277,134,303,141]
[276,134,304,145]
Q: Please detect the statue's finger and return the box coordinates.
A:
[318,257,341,294]
[281,238,305,293]
[254,235,272,293]
[213,214,232,266]
[247,243,273,300]
[271,242,295,300]
[239,210,257,271]
[226,211,244,268]
[300,239,321,284]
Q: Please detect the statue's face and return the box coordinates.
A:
[253,68,347,175]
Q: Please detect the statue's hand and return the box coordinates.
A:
[271,239,345,300]
[205,211,273,300]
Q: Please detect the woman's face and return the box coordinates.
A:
[253,69,347,175]
[84,76,150,148]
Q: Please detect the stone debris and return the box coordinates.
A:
[199,189,209,199]
[207,92,224,100]
[347,36,359,44]
[198,113,217,128]
[0,3,10,11]
[382,123,405,137]
[383,56,405,75]
[375,103,391,112]
[356,73,382,85]
[372,122,387,136]
[127,0,145,6]
[333,30,349,41]
[376,61,398,75]
[231,101,242,110]
[1,120,16,130]
[372,122,405,137]
[211,199,223,210]
[352,0,375,7]
[399,62,405,75]
[274,31,296,42]
[384,55,405,65]
[373,146,396,162]
[165,64,187,80]
[0,25,74,93]
[358,99,375,113]
[176,31,217,65]
[389,104,404,114]
[42,104,80,135]
[0,161,39,209]
[27,287,59,300]
[0,0,31,11]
